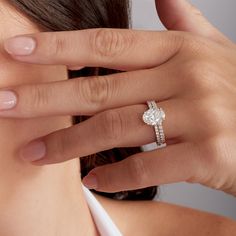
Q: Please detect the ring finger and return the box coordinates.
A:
[19,99,192,164]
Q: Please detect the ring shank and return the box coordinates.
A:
[147,101,166,148]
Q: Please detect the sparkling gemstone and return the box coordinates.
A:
[143,108,165,126]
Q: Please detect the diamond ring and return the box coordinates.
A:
[142,101,166,148]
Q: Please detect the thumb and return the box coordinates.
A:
[155,0,230,44]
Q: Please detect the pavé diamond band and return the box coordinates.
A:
[142,101,166,148]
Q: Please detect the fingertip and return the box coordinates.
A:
[82,174,98,190]
[0,90,17,111]
[4,36,36,56]
[19,140,46,162]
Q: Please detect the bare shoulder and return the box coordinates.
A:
[95,194,236,236]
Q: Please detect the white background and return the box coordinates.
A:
[131,0,236,220]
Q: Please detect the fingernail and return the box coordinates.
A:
[0,91,17,110]
[20,140,46,162]
[83,174,98,189]
[4,36,36,56]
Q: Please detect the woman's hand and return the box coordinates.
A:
[1,0,236,196]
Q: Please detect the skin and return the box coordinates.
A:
[0,2,98,236]
[0,1,235,236]
[98,195,236,236]
[1,0,236,196]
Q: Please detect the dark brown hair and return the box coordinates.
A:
[8,0,157,200]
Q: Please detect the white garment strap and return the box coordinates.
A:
[82,186,123,236]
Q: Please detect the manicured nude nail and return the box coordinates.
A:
[4,36,36,56]
[83,174,98,189]
[20,140,46,162]
[0,91,17,110]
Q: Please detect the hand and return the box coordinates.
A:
[2,0,236,196]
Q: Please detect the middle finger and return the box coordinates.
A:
[0,66,180,118]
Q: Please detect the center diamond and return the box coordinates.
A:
[143,108,165,126]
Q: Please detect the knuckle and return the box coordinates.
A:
[183,33,210,54]
[202,139,220,166]
[202,136,230,170]
[200,101,226,135]
[80,76,111,108]
[127,157,149,187]
[96,166,115,190]
[99,109,125,145]
[199,136,233,191]
[54,129,69,161]
[185,59,209,79]
[23,85,49,115]
[49,33,67,58]
[183,59,218,93]
[90,29,133,59]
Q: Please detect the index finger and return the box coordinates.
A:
[4,28,185,71]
